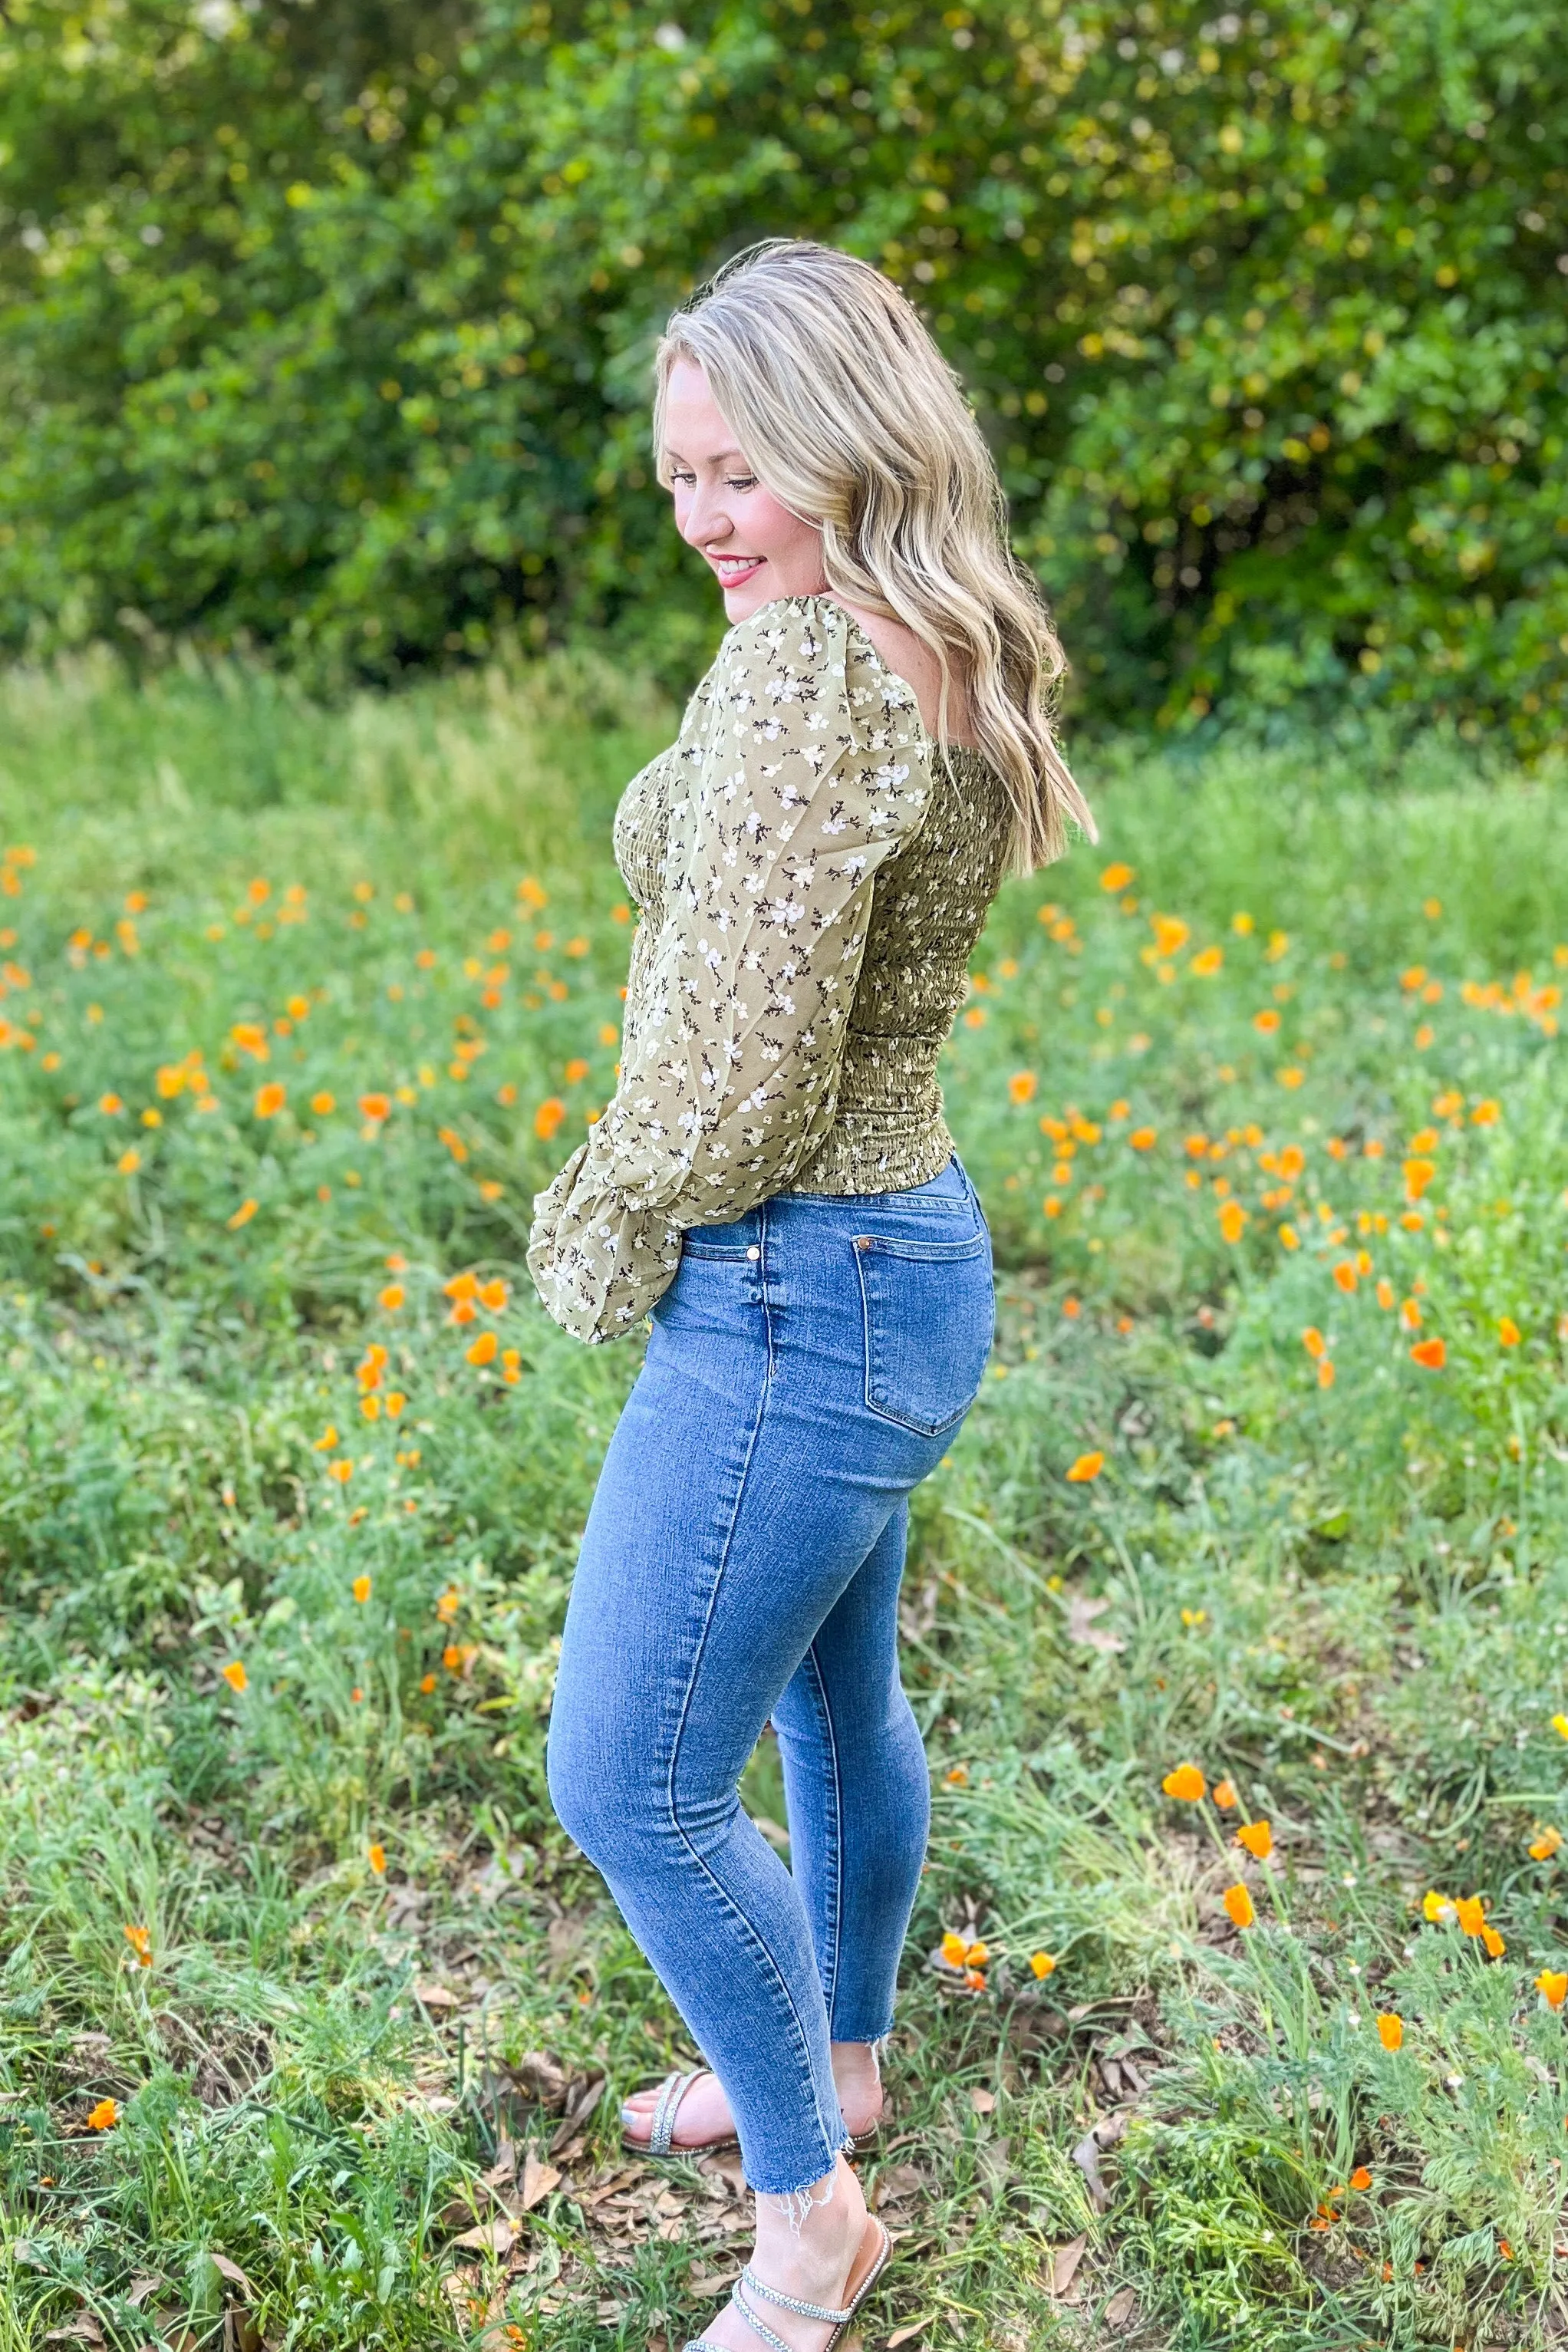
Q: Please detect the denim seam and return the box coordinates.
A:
[801,1641,846,2034]
[661,1368,838,2189]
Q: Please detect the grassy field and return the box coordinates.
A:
[1,648,1566,2352]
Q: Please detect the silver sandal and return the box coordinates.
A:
[624,2067,741,2159]
[684,2215,891,2352]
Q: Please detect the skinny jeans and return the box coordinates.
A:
[546,1154,994,2196]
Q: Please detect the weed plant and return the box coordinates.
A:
[0,652,1565,2348]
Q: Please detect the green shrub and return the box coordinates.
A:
[2,0,1565,740]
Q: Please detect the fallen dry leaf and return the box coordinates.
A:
[1049,2232,1088,2298]
[686,2270,736,2297]
[44,2321,103,2347]
[414,1982,461,2011]
[124,2278,162,2308]
[887,2321,932,2347]
[520,2153,561,2210]
[871,2163,926,2211]
[449,2217,519,2257]
[1072,2130,1109,2212]
[1066,1593,1126,1654]
[1104,2284,1138,2326]
[509,2049,568,2108]
[209,2253,256,2297]
[697,2149,748,2199]
[1072,2108,1130,2213]
[969,2086,996,2113]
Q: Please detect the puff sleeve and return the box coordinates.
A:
[527,598,933,1343]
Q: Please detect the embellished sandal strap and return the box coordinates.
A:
[739,2264,855,2324]
[647,2069,701,2156]
[730,2281,796,2352]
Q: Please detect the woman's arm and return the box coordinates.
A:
[528,598,932,1343]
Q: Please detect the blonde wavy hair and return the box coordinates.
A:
[653,238,1094,869]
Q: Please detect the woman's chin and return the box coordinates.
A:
[720,574,772,622]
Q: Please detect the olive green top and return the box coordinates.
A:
[527,596,1014,1344]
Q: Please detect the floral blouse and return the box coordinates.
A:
[527,596,1013,1344]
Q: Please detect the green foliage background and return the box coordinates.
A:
[2,0,1566,737]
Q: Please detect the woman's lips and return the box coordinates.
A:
[710,556,764,588]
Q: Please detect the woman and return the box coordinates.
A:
[529,239,1092,2352]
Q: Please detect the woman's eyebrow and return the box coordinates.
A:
[663,445,748,466]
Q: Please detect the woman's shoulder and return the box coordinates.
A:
[709,597,929,744]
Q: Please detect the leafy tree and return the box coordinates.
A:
[2,0,1563,743]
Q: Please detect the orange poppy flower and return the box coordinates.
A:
[1482,1924,1506,1958]
[1128,1125,1157,1151]
[479,1278,508,1312]
[467,1332,498,1366]
[123,1924,153,1967]
[1409,1337,1447,1369]
[1536,1970,1568,2011]
[254,1082,285,1118]
[1029,1950,1057,1978]
[1497,1316,1520,1347]
[1162,1764,1206,1802]
[352,1574,372,1604]
[1279,1223,1300,1250]
[359,1092,390,1123]
[1008,1071,1037,1104]
[311,1090,336,1116]
[328,1459,352,1484]
[1099,862,1134,891]
[1454,1895,1485,1936]
[1349,2166,1372,2192]
[227,1198,259,1230]
[1218,1201,1247,1244]
[367,1843,387,1875]
[1252,1008,1281,1035]
[87,2098,119,2130]
[1223,1883,1255,1929]
[1213,1779,1238,1810]
[1237,1820,1273,1861]
[1375,1278,1395,1309]
[565,1057,591,1084]
[1376,2013,1403,2051]
[1066,1451,1104,1483]
[1529,1828,1562,1862]
[1301,1327,1326,1360]
[379,1283,404,1312]
[1316,1358,1336,1388]
[419,1672,437,1694]
[1332,1260,1357,1293]
[534,1096,566,1139]
[221,1661,248,1693]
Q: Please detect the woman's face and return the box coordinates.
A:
[661,357,825,622]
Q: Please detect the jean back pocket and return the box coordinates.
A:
[855,1228,993,1438]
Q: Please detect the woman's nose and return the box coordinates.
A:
[680,483,731,549]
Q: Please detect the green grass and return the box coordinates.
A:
[1,649,1566,2350]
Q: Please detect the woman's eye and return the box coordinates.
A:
[726,476,757,492]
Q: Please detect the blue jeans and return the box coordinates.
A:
[546,1154,994,2195]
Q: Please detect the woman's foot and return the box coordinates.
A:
[698,2152,881,2352]
[622,2044,884,2153]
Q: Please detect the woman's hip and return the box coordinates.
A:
[657,1151,995,1448]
